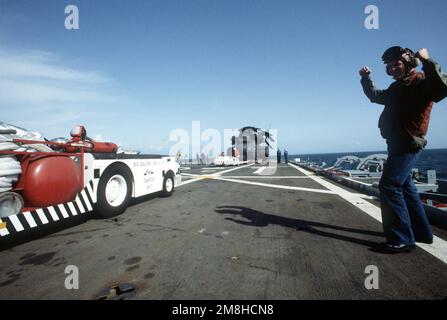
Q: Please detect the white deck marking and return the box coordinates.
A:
[221,175,311,179]
[254,167,266,175]
[289,163,447,264]
[179,178,203,187]
[416,240,447,263]
[217,177,335,194]
[181,173,201,177]
[178,164,254,187]
[214,164,255,176]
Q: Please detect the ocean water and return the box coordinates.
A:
[290,148,447,180]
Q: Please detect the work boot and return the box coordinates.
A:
[371,242,416,254]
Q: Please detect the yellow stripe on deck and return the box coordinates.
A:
[200,176,217,180]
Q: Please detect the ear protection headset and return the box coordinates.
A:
[401,48,419,68]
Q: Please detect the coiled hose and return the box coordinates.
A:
[0,142,22,192]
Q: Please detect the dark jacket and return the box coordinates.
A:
[361,58,447,151]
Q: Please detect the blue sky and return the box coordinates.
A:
[1,0,447,155]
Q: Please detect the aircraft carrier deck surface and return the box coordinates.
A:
[0,163,446,299]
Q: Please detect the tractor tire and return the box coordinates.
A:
[96,164,132,219]
[161,173,175,197]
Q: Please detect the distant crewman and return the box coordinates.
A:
[360,47,447,253]
[175,151,181,163]
[284,149,288,164]
[234,148,240,158]
[277,149,281,163]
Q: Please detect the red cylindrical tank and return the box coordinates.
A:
[23,156,81,208]
[92,141,118,153]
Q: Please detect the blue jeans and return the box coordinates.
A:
[379,149,433,245]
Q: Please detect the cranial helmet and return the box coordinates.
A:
[382,46,419,69]
[70,125,87,141]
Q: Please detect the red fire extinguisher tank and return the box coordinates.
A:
[23,156,82,208]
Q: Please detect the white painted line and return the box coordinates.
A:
[259,167,280,176]
[81,190,93,211]
[254,167,267,175]
[178,178,202,187]
[0,218,10,236]
[75,195,86,214]
[23,212,37,228]
[221,176,311,179]
[417,240,447,263]
[288,163,447,264]
[36,209,49,224]
[58,204,70,218]
[289,163,383,220]
[8,215,24,232]
[181,173,201,177]
[180,177,196,182]
[48,207,60,222]
[217,177,335,194]
[68,202,78,216]
[178,164,254,187]
[213,164,255,176]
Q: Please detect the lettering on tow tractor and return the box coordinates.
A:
[144,169,155,184]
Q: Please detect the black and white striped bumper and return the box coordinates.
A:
[0,181,95,238]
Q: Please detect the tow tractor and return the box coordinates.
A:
[213,155,241,166]
[0,125,181,239]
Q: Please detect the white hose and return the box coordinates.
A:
[0,142,22,192]
[0,124,55,194]
[0,142,20,151]
[0,159,21,169]
[0,176,18,187]
[0,168,22,176]
[0,157,18,164]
